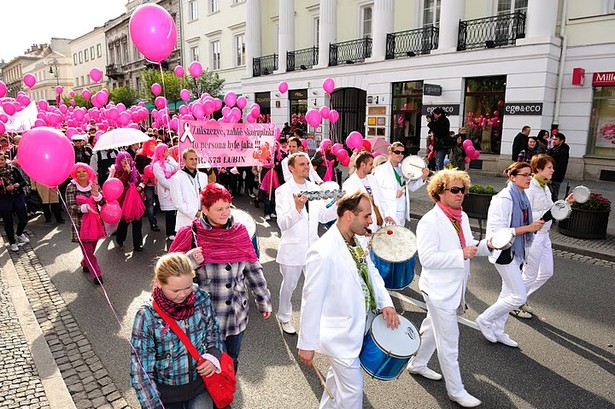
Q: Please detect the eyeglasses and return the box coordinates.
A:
[445,186,466,194]
[516,173,532,177]
[392,150,404,155]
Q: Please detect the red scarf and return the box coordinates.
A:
[436,202,467,248]
[195,218,258,264]
[152,286,195,321]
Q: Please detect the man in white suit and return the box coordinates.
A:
[275,152,336,335]
[373,141,429,226]
[342,151,395,235]
[410,169,491,408]
[281,136,322,184]
[170,148,209,231]
[298,191,399,408]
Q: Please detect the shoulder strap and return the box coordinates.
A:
[152,300,204,364]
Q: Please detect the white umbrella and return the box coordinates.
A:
[92,128,151,151]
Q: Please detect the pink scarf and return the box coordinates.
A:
[436,202,466,248]
[152,286,195,320]
[323,157,335,182]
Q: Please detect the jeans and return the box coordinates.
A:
[263,191,275,216]
[116,217,143,248]
[435,149,447,170]
[164,210,177,237]
[0,197,28,244]
[163,391,213,409]
[224,330,245,372]
[144,186,157,227]
[551,181,562,202]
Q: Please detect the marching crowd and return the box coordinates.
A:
[0,118,573,408]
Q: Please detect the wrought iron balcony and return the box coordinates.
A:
[105,64,124,79]
[329,37,372,66]
[457,11,526,51]
[287,47,318,72]
[252,54,278,77]
[385,26,439,60]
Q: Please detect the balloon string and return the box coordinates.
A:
[158,63,172,142]
[58,190,167,408]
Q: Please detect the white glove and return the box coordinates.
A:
[80,204,90,213]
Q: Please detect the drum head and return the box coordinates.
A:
[231,208,256,237]
[491,229,515,250]
[400,156,427,180]
[550,200,572,220]
[572,185,590,204]
[370,314,420,358]
[370,226,417,262]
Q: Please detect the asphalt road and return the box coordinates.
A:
[27,196,615,409]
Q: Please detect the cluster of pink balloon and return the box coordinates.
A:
[100,178,124,224]
[280,77,340,129]
[462,139,481,162]
[465,110,501,131]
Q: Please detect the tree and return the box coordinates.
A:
[188,69,225,98]
[141,69,182,105]
[109,86,140,107]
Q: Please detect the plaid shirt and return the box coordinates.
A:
[130,288,224,409]
[64,182,105,243]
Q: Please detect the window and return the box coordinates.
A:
[210,41,220,70]
[75,77,79,87]
[313,17,320,46]
[497,0,528,14]
[209,0,219,14]
[234,34,245,66]
[361,6,373,38]
[390,81,424,152]
[423,0,441,27]
[97,44,102,58]
[231,0,244,4]
[78,51,83,64]
[123,42,129,64]
[73,54,77,65]
[190,46,199,62]
[84,48,89,62]
[90,46,95,60]
[588,85,615,156]
[188,0,198,21]
[463,76,507,154]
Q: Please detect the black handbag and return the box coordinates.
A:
[495,247,514,265]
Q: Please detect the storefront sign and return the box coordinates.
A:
[289,89,307,100]
[592,72,615,87]
[503,103,543,115]
[423,83,442,96]
[421,104,460,116]
[255,92,271,108]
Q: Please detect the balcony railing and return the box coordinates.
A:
[252,54,278,77]
[105,64,124,78]
[287,47,319,72]
[457,11,526,51]
[385,26,439,60]
[329,37,372,66]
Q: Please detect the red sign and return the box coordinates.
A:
[572,68,585,86]
[592,72,615,86]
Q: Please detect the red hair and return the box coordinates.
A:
[200,183,232,209]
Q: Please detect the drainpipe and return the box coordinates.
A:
[552,0,569,128]
[177,0,185,68]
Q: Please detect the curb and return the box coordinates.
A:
[0,244,77,409]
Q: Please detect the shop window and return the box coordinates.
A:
[463,76,506,154]
[588,86,615,157]
[289,89,308,127]
[391,81,424,154]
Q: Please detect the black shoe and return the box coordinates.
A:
[151,224,160,232]
[116,240,124,248]
[134,245,144,252]
[56,219,66,224]
[45,218,52,223]
[82,266,90,274]
[94,276,103,285]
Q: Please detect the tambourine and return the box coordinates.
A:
[572,185,590,204]
[491,229,515,250]
[541,200,572,222]
[400,155,427,181]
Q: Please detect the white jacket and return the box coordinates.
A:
[417,205,489,309]
[298,224,393,359]
[170,169,209,230]
[342,173,392,232]
[525,178,553,234]
[281,156,322,184]
[275,179,336,266]
[153,158,179,211]
[373,161,425,222]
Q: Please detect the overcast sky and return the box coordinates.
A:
[1,0,127,63]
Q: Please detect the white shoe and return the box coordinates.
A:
[167,235,176,241]
[271,213,277,218]
[510,309,533,319]
[280,321,297,335]
[16,234,29,244]
[407,365,442,381]
[448,391,482,407]
[10,243,19,252]
[520,303,534,314]
[475,316,497,343]
[495,333,519,348]
[264,215,271,221]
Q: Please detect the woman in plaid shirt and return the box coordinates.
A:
[130,253,224,409]
[169,183,272,371]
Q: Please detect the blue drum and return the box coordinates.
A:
[369,226,417,290]
[231,208,260,258]
[360,314,420,381]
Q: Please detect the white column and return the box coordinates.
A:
[525,0,557,40]
[370,0,395,61]
[277,0,295,73]
[434,0,465,53]
[317,0,337,68]
[245,0,261,77]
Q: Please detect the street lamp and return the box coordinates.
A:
[48,59,60,105]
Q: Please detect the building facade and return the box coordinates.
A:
[69,26,108,92]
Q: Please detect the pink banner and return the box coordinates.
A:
[178,120,276,168]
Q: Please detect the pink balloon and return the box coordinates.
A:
[151,83,162,96]
[102,178,123,202]
[129,3,177,63]
[249,103,260,117]
[69,91,76,98]
[2,103,15,116]
[23,74,36,89]
[180,89,190,102]
[323,77,335,94]
[100,201,122,224]
[189,61,203,77]
[224,92,237,107]
[471,150,480,160]
[118,111,131,126]
[191,102,205,119]
[462,139,473,149]
[278,81,288,94]
[466,146,477,157]
[89,67,103,83]
[305,109,321,128]
[340,156,351,167]
[18,127,75,187]
[0,122,5,134]
[0,81,6,98]
[336,149,349,160]
[331,143,344,155]
[178,105,189,115]
[203,100,215,115]
[154,96,167,110]
[65,127,78,138]
[17,95,31,107]
[55,86,63,95]
[236,96,247,110]
[328,109,339,124]
[246,114,256,123]
[174,65,185,78]
[82,89,91,100]
[319,106,330,119]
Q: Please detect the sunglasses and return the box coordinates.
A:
[392,150,404,155]
[445,186,466,194]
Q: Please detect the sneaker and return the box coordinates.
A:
[510,309,533,319]
[475,316,497,343]
[82,266,90,274]
[167,235,176,241]
[407,365,443,381]
[134,245,144,252]
[16,234,30,244]
[264,215,271,221]
[151,224,161,232]
[94,276,104,286]
[248,192,256,199]
[280,321,297,335]
[271,213,277,219]
[495,333,519,348]
[520,303,534,314]
[10,243,19,252]
[448,391,482,408]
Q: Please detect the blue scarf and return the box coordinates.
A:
[508,183,533,259]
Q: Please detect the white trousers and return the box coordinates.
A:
[277,264,304,322]
[395,208,406,227]
[522,233,554,298]
[320,357,363,409]
[479,259,527,335]
[410,295,466,397]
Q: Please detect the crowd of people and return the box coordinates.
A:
[0,117,576,408]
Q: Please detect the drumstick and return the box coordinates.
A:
[313,366,334,400]
[371,229,394,236]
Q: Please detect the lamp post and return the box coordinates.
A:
[49,59,60,105]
